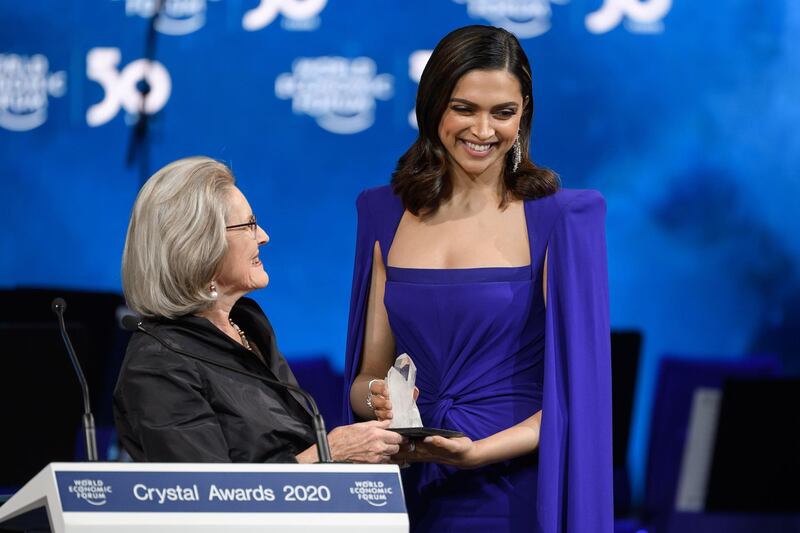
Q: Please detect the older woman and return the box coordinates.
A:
[114,156,403,464]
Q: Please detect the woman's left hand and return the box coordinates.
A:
[394,435,481,469]
[392,412,541,469]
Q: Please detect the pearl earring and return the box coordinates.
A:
[209,281,218,299]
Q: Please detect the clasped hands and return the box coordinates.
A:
[367,379,481,469]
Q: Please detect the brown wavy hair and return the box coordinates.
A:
[392,25,559,217]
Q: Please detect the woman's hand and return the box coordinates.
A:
[394,435,481,469]
[326,420,405,464]
[367,379,419,422]
[390,411,542,469]
[367,379,392,421]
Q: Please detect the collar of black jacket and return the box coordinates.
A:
[142,297,278,373]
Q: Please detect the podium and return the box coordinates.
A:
[0,462,408,532]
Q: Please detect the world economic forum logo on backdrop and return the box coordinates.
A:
[117,0,221,36]
[66,478,113,506]
[453,0,569,38]
[275,57,393,134]
[0,53,66,132]
[585,0,671,34]
[243,0,327,32]
[407,50,432,130]
[86,48,172,127]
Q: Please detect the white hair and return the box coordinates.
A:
[122,156,235,318]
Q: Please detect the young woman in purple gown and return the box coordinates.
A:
[343,26,613,532]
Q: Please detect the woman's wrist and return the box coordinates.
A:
[465,420,540,468]
[349,375,378,420]
[464,439,486,469]
[365,378,380,411]
[295,445,319,464]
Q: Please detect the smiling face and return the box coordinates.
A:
[437,69,525,182]
[214,186,269,298]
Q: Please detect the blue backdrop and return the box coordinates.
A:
[2,0,798,503]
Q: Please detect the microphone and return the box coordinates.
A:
[120,315,333,463]
[51,298,98,462]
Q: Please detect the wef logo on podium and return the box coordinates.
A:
[66,478,113,507]
[348,479,394,507]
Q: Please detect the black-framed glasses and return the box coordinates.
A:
[225,215,258,239]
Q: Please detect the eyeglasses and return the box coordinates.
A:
[225,215,258,239]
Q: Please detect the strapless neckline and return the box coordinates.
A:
[386,264,532,284]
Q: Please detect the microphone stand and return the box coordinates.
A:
[52,298,98,462]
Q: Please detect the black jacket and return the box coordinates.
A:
[113,298,315,462]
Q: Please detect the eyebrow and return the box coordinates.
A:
[449,98,520,109]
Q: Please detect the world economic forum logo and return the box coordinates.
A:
[0,53,66,132]
[117,0,221,36]
[86,48,172,127]
[243,0,327,32]
[585,0,671,34]
[349,480,393,507]
[453,0,569,39]
[407,50,432,130]
[67,479,113,506]
[275,56,393,135]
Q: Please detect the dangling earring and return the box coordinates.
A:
[512,134,522,174]
[209,281,218,299]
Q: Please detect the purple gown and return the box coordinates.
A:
[343,185,612,533]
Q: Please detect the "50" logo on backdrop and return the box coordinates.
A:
[86,48,171,127]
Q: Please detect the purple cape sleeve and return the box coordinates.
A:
[342,186,403,423]
[537,190,614,533]
[342,190,375,424]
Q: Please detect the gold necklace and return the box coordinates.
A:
[228,318,253,352]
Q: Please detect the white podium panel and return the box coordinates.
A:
[0,462,408,533]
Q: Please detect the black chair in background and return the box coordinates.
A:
[643,355,782,533]
[610,330,642,518]
[706,377,800,513]
[0,289,129,490]
[662,377,800,533]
